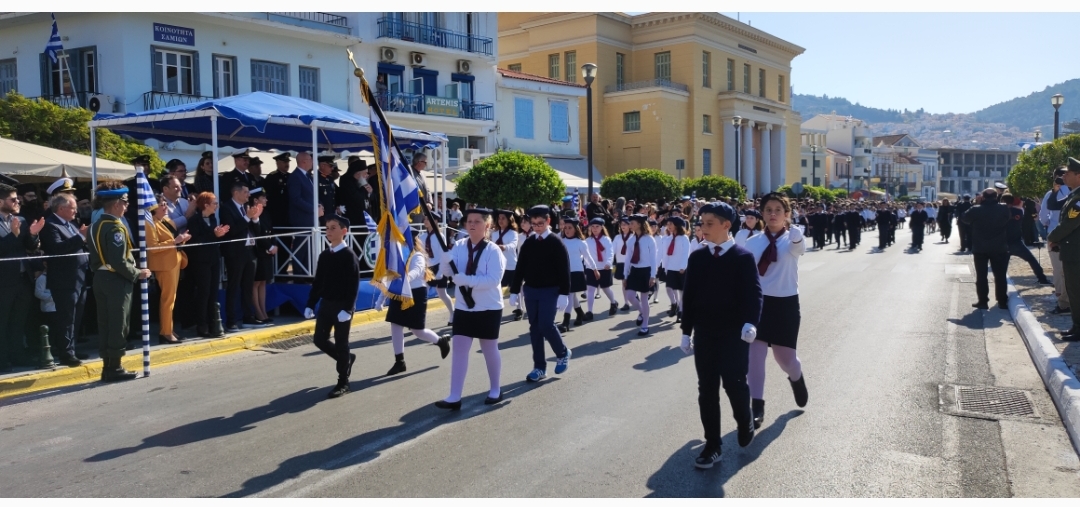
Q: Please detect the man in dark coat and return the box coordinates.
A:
[0,183,44,371]
[961,188,1011,309]
[40,193,90,366]
[908,201,928,251]
[955,194,974,253]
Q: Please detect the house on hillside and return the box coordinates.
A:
[870,134,939,201]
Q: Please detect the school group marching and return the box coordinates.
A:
[304,191,811,469]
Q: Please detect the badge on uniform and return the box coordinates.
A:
[1070,209,1080,220]
[114,231,124,245]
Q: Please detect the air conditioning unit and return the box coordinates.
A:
[380,47,397,63]
[458,148,480,168]
[409,51,426,67]
[88,94,113,113]
[456,59,472,74]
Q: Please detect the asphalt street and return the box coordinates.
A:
[2,226,1078,497]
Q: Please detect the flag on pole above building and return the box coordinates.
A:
[45,14,63,64]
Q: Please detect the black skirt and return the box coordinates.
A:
[586,268,613,288]
[500,269,515,288]
[657,266,667,280]
[613,261,625,280]
[427,263,449,289]
[254,254,275,282]
[665,270,685,291]
[757,294,801,349]
[451,309,502,340]
[626,266,653,293]
[569,271,587,293]
[385,286,429,330]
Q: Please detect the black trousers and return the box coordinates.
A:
[849,228,861,248]
[834,227,846,246]
[879,226,891,249]
[813,229,826,249]
[958,224,972,251]
[911,223,925,247]
[224,251,255,326]
[940,220,952,240]
[0,277,33,366]
[313,299,353,382]
[175,267,195,329]
[694,334,751,449]
[973,251,1010,304]
[1008,242,1046,281]
[51,284,86,360]
[189,260,221,333]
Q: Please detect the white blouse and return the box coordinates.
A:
[661,234,690,272]
[405,251,429,290]
[585,234,614,270]
[657,235,670,268]
[689,237,707,252]
[420,231,447,271]
[624,233,658,278]
[562,236,598,273]
[440,238,506,312]
[612,233,632,263]
[734,228,762,247]
[492,227,519,271]
[744,228,806,297]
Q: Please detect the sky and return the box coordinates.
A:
[714,12,1080,115]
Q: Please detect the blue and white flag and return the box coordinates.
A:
[362,211,379,232]
[45,14,63,64]
[135,170,156,212]
[361,73,422,309]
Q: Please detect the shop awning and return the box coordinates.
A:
[0,137,133,181]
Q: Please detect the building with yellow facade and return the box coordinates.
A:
[498,12,805,197]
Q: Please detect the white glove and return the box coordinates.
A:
[452,273,468,287]
[337,310,351,323]
[509,293,519,306]
[788,226,804,242]
[304,308,315,320]
[741,323,757,343]
[557,295,569,311]
[680,334,694,355]
[439,259,452,276]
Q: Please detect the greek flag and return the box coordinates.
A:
[45,14,63,64]
[362,211,379,232]
[135,170,156,212]
[360,73,422,309]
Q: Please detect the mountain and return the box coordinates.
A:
[792,94,906,123]
[972,78,1080,132]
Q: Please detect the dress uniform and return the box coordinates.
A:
[87,189,145,382]
[263,152,292,272]
[1047,158,1080,341]
[316,156,338,225]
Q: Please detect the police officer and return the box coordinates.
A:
[87,188,151,382]
[1048,158,1080,341]
[264,152,292,272]
[316,155,338,226]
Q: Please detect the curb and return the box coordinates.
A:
[0,296,454,401]
[1007,277,1080,456]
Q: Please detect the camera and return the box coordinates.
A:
[1056,177,1065,186]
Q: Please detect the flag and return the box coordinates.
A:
[360,73,423,309]
[135,171,156,212]
[45,14,63,64]
[362,211,379,232]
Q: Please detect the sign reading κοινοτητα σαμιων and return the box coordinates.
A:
[153,23,195,46]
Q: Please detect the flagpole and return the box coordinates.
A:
[136,172,150,377]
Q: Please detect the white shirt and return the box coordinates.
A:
[492,228,519,270]
[233,199,256,246]
[662,234,690,272]
[624,233,658,278]
[448,208,463,222]
[1042,186,1071,232]
[701,237,736,257]
[420,231,447,270]
[405,249,428,289]
[734,228,762,247]
[689,237,707,252]
[657,235,670,268]
[744,228,805,297]
[441,238,505,312]
[612,232,632,263]
[585,234,614,269]
[925,207,937,219]
[562,236,598,273]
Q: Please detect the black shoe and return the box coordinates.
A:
[997,301,1009,310]
[573,308,584,326]
[1050,306,1072,315]
[484,393,504,405]
[609,303,619,316]
[512,309,523,321]
[346,353,356,379]
[437,335,451,359]
[580,293,587,299]
[583,311,594,322]
[676,311,682,324]
[1062,332,1080,342]
[242,317,270,329]
[751,399,765,429]
[636,315,644,326]
[434,399,462,411]
[637,328,650,336]
[59,356,82,368]
[100,359,137,382]
[667,304,678,317]
[737,422,755,448]
[74,352,90,360]
[328,382,350,399]
[225,325,240,333]
[1039,279,1053,285]
[387,352,407,375]
[158,335,181,345]
[562,313,572,332]
[972,302,989,310]
[790,375,808,408]
[620,304,631,313]
[695,446,721,469]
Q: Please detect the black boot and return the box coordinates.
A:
[512,309,523,321]
[675,311,682,323]
[609,303,619,316]
[789,375,808,407]
[387,353,407,376]
[574,307,585,326]
[100,357,137,382]
[583,311,594,322]
[436,335,451,359]
[620,303,631,313]
[558,313,571,333]
[667,303,677,317]
[751,399,765,429]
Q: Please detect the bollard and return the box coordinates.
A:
[39,325,55,368]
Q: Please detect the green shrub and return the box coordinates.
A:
[600,169,682,203]
[681,175,744,200]
[453,150,565,209]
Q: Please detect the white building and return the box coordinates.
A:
[801,113,873,190]
[870,134,939,200]
[798,127,826,187]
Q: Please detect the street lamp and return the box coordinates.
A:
[846,156,853,194]
[810,144,818,187]
[1035,129,1042,144]
[1053,94,1065,139]
[732,116,742,185]
[581,63,598,199]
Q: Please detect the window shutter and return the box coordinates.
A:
[151,48,163,92]
[514,97,533,139]
[39,53,49,95]
[212,57,219,98]
[549,101,569,142]
[67,50,82,94]
[192,52,200,96]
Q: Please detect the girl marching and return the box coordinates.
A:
[612,217,633,313]
[734,209,764,247]
[421,213,455,327]
[662,216,690,323]
[585,217,619,320]
[493,210,522,319]
[623,214,658,336]
[385,233,452,376]
[559,217,599,332]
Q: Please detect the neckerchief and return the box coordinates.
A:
[667,235,677,256]
[496,228,508,245]
[630,234,642,264]
[757,227,785,276]
[620,232,630,255]
[466,239,487,275]
[592,234,605,262]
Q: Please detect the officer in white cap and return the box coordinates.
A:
[47,178,75,196]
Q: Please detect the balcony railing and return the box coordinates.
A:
[460,101,493,121]
[604,78,690,94]
[375,91,493,121]
[29,91,91,109]
[377,17,493,56]
[268,12,348,27]
[143,91,213,111]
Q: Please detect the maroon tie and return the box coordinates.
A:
[713,246,721,258]
[630,234,642,264]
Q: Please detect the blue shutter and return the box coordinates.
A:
[549,101,569,142]
[514,97,533,139]
[192,51,200,96]
[151,48,163,92]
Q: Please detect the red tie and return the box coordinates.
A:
[667,236,676,256]
[593,235,604,262]
[630,234,642,264]
[620,233,630,255]
[713,246,721,258]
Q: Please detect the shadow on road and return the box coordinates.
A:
[948,308,1005,330]
[643,410,803,497]
[221,378,559,497]
[633,345,689,372]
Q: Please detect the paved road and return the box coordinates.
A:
[2,227,1078,497]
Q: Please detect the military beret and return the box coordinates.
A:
[97,188,128,201]
[561,196,574,203]
[743,209,763,220]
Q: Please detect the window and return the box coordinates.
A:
[654,51,670,81]
[549,100,569,142]
[564,51,576,83]
[778,75,785,103]
[801,159,807,167]
[616,53,625,87]
[703,149,712,176]
[251,60,288,95]
[702,51,711,88]
[0,59,15,97]
[412,68,438,96]
[742,64,750,93]
[153,48,196,95]
[758,68,766,97]
[507,63,521,72]
[726,59,735,91]
[41,46,99,97]
[213,55,237,98]
[44,53,74,96]
[514,97,534,139]
[451,73,474,101]
[623,111,640,132]
[548,54,560,80]
[814,159,820,168]
[299,66,319,102]
[702,114,711,134]
[82,50,97,94]
[377,63,404,96]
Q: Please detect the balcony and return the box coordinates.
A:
[605,78,690,94]
[460,101,493,121]
[377,17,493,56]
[236,12,351,35]
[143,91,213,111]
[375,91,493,121]
[28,91,91,109]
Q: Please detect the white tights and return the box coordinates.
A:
[391,323,441,355]
[445,336,501,402]
[747,341,803,400]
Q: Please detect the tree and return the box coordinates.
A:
[453,150,565,210]
[0,92,165,178]
[1006,134,1080,199]
[680,175,744,201]
[599,169,682,203]
[775,184,834,202]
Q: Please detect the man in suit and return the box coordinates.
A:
[40,193,90,366]
[0,183,45,371]
[165,159,197,200]
[962,188,1011,310]
[219,182,267,331]
[219,149,255,200]
[955,194,974,253]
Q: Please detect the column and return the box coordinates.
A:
[742,120,755,197]
[770,126,783,189]
[724,120,737,180]
[759,123,772,194]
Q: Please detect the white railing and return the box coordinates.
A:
[271,224,425,279]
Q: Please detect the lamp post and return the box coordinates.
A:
[846,156,853,195]
[810,144,818,187]
[1035,128,1042,144]
[732,116,742,185]
[1053,94,1065,140]
[581,63,598,199]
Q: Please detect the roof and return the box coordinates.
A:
[498,68,587,88]
[897,155,922,165]
[0,137,132,181]
[873,134,909,147]
[825,148,850,157]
